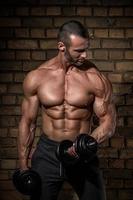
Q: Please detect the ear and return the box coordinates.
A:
[58,42,66,52]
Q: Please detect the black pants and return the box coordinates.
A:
[31,134,106,200]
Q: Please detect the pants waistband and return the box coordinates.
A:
[40,133,60,146]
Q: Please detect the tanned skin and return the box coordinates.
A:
[18,34,116,170]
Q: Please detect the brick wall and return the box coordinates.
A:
[0,1,133,200]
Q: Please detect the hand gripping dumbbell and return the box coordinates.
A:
[56,134,98,165]
[12,168,41,195]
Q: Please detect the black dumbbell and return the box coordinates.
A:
[12,169,41,195]
[75,134,98,161]
[56,134,98,165]
[56,140,79,165]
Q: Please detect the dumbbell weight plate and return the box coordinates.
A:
[13,169,41,195]
[56,140,79,165]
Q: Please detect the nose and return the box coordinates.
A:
[81,51,87,59]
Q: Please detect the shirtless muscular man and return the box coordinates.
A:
[18,21,116,200]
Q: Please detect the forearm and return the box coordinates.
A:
[18,117,36,170]
[91,117,116,144]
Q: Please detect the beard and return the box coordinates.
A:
[64,49,85,67]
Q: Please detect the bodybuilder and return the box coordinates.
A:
[18,21,116,200]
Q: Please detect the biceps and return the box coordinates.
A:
[21,95,39,122]
[93,98,116,122]
[93,97,108,118]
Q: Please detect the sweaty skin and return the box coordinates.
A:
[18,35,116,170]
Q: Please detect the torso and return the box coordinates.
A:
[36,57,103,141]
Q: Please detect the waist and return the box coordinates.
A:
[39,133,60,147]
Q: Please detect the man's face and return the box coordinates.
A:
[64,34,89,67]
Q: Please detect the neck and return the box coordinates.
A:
[57,52,72,73]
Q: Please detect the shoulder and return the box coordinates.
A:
[85,62,112,99]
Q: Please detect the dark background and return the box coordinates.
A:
[0,0,133,199]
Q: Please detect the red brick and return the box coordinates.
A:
[0,18,21,27]
[126,138,133,148]
[30,28,45,38]
[0,170,9,180]
[9,128,18,137]
[125,50,133,59]
[110,137,125,148]
[109,50,124,60]
[102,39,130,48]
[46,7,61,15]
[109,29,124,38]
[118,106,133,116]
[30,7,46,16]
[8,40,38,49]
[120,149,133,159]
[2,96,16,105]
[125,160,133,169]
[109,159,125,168]
[62,7,76,16]
[0,106,20,116]
[94,29,108,38]
[108,73,123,83]
[16,50,30,60]
[127,117,133,126]
[107,179,124,188]
[0,84,7,94]
[93,7,108,16]
[0,138,16,147]
[40,39,57,49]
[0,128,8,137]
[0,61,22,71]
[8,84,23,94]
[86,17,112,28]
[109,8,123,16]
[0,116,16,127]
[31,50,46,60]
[116,62,133,71]
[124,73,133,82]
[126,29,133,38]
[112,84,132,95]
[54,17,84,27]
[15,28,29,38]
[77,7,92,16]
[116,18,133,28]
[0,148,17,159]
[93,61,114,71]
[22,61,42,71]
[23,17,53,28]
[0,51,15,60]
[1,159,16,169]
[0,73,13,83]
[0,180,14,190]
[98,148,118,158]
[14,73,25,82]
[114,95,125,105]
[89,39,101,48]
[46,29,58,38]
[94,50,108,60]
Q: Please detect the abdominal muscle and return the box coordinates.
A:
[41,104,93,142]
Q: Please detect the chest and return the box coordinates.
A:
[38,70,94,107]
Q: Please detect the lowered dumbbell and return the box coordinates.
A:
[56,133,98,165]
[12,168,41,195]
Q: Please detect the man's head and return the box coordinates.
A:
[57,20,90,66]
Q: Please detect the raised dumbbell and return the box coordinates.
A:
[75,133,98,161]
[12,169,41,195]
[56,133,98,165]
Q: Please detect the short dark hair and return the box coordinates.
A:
[57,20,89,46]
